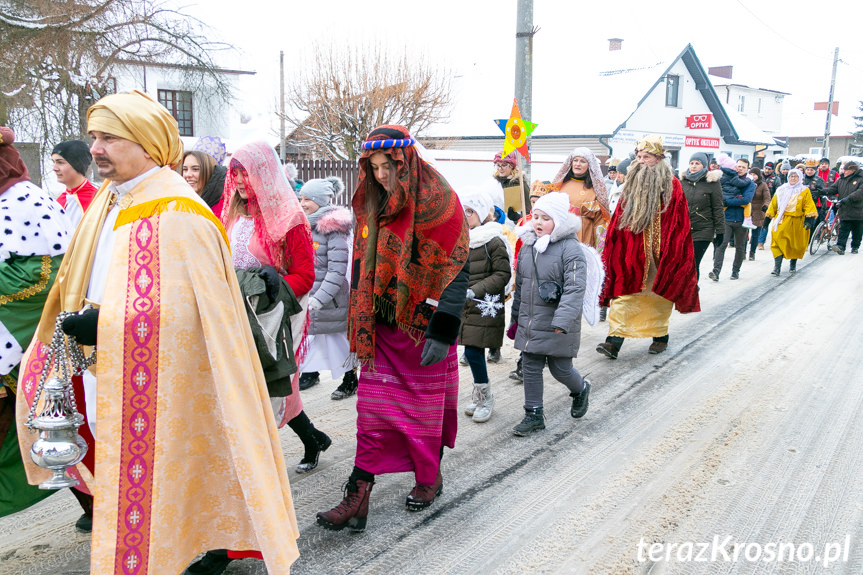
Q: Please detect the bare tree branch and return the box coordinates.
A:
[284,43,452,161]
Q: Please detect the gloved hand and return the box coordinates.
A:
[804,216,816,230]
[258,265,282,302]
[762,216,771,229]
[61,308,100,346]
[506,322,518,340]
[420,338,449,366]
[507,206,522,224]
[307,298,323,312]
[465,288,476,300]
[761,204,768,212]
[713,233,724,248]
[833,199,842,208]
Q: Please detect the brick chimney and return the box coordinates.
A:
[608,38,623,52]
[708,66,733,80]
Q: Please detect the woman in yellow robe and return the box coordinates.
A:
[765,168,818,276]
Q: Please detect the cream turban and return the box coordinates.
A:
[86,90,183,169]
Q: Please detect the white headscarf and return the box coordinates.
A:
[530,192,571,253]
[771,168,805,232]
[552,146,609,211]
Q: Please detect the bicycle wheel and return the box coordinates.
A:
[809,222,826,255]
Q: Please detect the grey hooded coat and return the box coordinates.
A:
[308,206,353,335]
[512,212,587,358]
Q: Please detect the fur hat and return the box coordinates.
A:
[458,186,494,222]
[844,161,859,171]
[493,151,517,168]
[51,140,92,177]
[299,176,344,207]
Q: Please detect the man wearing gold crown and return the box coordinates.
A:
[15,91,299,574]
[596,135,700,359]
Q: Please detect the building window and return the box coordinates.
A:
[665,75,679,107]
[157,89,193,136]
[737,95,745,113]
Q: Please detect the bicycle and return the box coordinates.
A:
[809,195,840,255]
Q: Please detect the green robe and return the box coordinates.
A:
[0,252,63,517]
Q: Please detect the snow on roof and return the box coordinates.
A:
[719,102,776,145]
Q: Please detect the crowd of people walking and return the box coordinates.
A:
[2,89,862,574]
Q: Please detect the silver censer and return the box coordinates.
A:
[26,310,95,489]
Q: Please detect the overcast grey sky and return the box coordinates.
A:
[186,0,863,137]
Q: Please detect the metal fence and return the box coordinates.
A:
[294,159,359,207]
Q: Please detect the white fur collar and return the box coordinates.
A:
[706,169,722,183]
[469,221,503,248]
[515,212,581,251]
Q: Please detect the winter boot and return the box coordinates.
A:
[289,411,332,473]
[487,348,501,363]
[464,383,480,417]
[299,371,320,390]
[472,383,494,423]
[316,478,375,532]
[789,259,797,274]
[570,380,591,419]
[405,469,443,511]
[186,550,233,575]
[331,369,358,400]
[513,407,545,436]
[771,256,783,276]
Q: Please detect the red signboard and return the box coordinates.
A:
[685,136,720,149]
[685,114,713,129]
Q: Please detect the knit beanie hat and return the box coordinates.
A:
[51,140,92,177]
[299,176,344,207]
[493,151,517,168]
[716,153,736,170]
[458,186,494,222]
[690,152,710,169]
[616,157,632,176]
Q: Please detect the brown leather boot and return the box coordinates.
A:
[316,478,374,532]
[405,470,443,511]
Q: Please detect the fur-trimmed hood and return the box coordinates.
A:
[313,206,353,235]
[515,212,581,246]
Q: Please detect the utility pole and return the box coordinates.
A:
[823,47,839,160]
[514,0,534,194]
[280,50,286,164]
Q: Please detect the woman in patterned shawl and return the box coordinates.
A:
[316,125,469,533]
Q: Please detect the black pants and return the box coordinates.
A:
[837,219,863,251]
[713,222,748,275]
[692,240,712,281]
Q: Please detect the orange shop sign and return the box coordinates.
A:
[685,114,713,129]
[685,136,720,149]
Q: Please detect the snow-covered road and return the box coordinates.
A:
[3,246,861,575]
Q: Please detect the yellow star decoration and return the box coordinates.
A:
[494,98,537,162]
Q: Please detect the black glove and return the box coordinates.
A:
[507,206,522,224]
[761,204,768,212]
[763,216,771,229]
[258,265,282,302]
[804,216,816,230]
[61,308,100,346]
[420,338,449,366]
[713,233,724,248]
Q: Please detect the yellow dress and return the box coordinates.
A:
[17,168,299,574]
[765,188,817,260]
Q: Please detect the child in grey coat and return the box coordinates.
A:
[511,192,590,436]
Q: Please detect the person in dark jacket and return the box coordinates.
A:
[711,156,755,281]
[826,161,863,254]
[747,167,772,258]
[457,186,511,424]
[511,192,589,437]
[802,159,827,222]
[297,177,359,400]
[680,152,724,281]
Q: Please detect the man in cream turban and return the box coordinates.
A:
[15,91,299,574]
